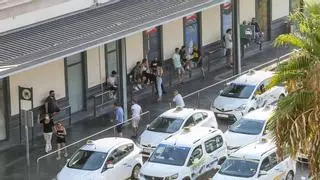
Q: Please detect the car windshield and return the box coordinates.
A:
[219,158,259,177]
[220,83,255,99]
[149,144,190,166]
[229,118,265,135]
[147,116,184,133]
[67,150,107,170]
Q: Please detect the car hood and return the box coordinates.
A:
[224,130,258,149]
[57,167,99,180]
[141,161,181,178]
[214,96,249,111]
[140,130,175,147]
[212,173,250,180]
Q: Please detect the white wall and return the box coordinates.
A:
[272,0,289,20]
[162,19,183,60]
[240,0,255,22]
[125,32,143,71]
[201,5,221,46]
[9,60,66,115]
[86,46,106,88]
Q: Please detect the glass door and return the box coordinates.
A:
[66,53,85,113]
[184,14,200,55]
[144,27,161,61]
[221,0,232,36]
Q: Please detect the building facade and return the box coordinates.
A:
[0,0,291,150]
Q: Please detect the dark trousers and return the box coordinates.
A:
[151,75,165,94]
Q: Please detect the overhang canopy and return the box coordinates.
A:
[0,0,224,78]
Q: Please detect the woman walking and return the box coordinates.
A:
[54,122,68,160]
[38,113,54,153]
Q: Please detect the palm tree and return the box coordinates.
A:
[267,0,320,179]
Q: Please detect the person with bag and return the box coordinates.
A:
[45,90,60,118]
[54,122,68,160]
[191,46,205,79]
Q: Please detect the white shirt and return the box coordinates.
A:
[131,103,142,119]
[108,76,117,87]
[173,94,185,107]
[225,33,232,49]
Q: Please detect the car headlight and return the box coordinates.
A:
[235,104,246,111]
[165,173,179,180]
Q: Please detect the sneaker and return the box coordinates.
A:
[137,84,142,90]
[56,157,61,160]
[64,153,68,157]
[133,86,139,91]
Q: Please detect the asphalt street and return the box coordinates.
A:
[0,45,309,180]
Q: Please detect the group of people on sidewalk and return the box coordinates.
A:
[38,90,68,160]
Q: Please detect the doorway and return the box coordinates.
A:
[66,53,85,113]
[143,27,161,61]
[184,13,200,55]
[256,0,271,41]
[0,79,7,140]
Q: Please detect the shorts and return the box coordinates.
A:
[56,137,66,144]
[116,124,123,133]
[226,49,232,56]
[132,117,140,128]
[175,67,184,75]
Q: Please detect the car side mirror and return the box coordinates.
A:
[252,96,257,100]
[259,170,267,176]
[66,159,70,163]
[106,163,114,169]
[219,90,223,95]
[146,124,150,129]
[192,158,200,164]
[214,165,221,170]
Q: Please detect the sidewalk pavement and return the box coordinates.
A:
[0,44,293,180]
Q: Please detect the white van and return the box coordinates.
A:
[139,127,227,180]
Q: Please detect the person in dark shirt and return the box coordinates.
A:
[54,122,68,160]
[45,90,60,118]
[38,113,54,153]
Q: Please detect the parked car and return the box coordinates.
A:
[140,127,227,180]
[212,138,296,180]
[211,70,286,122]
[56,138,142,180]
[224,105,275,153]
[138,107,218,158]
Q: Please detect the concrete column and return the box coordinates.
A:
[119,39,128,120]
[232,0,241,75]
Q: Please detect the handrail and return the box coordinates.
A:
[183,51,295,99]
[36,111,150,176]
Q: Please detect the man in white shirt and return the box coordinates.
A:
[172,90,185,108]
[131,99,142,138]
[224,29,233,68]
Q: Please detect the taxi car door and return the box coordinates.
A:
[187,145,205,179]
[203,135,225,172]
[255,79,271,108]
[102,144,132,179]
[258,152,285,180]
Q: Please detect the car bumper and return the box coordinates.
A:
[212,108,243,121]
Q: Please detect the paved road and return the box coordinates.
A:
[0,45,309,180]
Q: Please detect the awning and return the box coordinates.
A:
[0,0,224,78]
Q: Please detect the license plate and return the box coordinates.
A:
[217,114,228,118]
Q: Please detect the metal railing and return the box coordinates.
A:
[182,51,295,108]
[36,111,150,179]
[93,90,116,118]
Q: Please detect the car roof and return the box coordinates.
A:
[231,70,274,86]
[161,127,221,147]
[231,138,276,160]
[80,137,133,153]
[161,107,211,119]
[243,105,275,121]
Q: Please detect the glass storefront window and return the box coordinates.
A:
[144,27,161,61]
[105,41,119,76]
[221,0,232,36]
[184,14,199,55]
[0,79,7,140]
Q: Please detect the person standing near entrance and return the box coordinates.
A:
[173,47,184,84]
[156,61,164,102]
[113,102,124,137]
[45,90,60,118]
[224,29,233,68]
[54,122,68,160]
[131,99,142,138]
[38,113,54,153]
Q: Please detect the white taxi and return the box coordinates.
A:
[224,105,275,153]
[56,138,142,180]
[211,70,286,121]
[138,107,218,158]
[212,138,296,180]
[140,127,228,180]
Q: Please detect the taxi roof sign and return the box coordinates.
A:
[86,140,94,145]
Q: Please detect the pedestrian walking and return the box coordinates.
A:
[131,99,142,138]
[191,46,205,79]
[113,102,124,137]
[224,29,233,68]
[44,90,60,118]
[180,46,192,78]
[155,61,164,102]
[38,113,54,153]
[54,122,68,160]
[173,47,185,84]
[172,90,185,108]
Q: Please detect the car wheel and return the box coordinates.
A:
[279,94,285,101]
[182,177,191,180]
[285,171,294,180]
[131,164,141,180]
[248,108,254,112]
